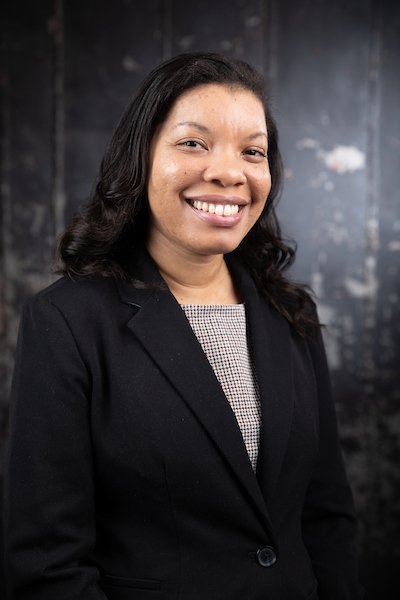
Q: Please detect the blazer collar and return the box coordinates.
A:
[116,249,293,522]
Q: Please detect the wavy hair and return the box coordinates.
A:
[56,52,318,335]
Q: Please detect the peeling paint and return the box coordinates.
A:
[220,40,233,51]
[122,56,140,72]
[343,276,378,299]
[296,137,320,150]
[317,302,341,370]
[246,15,261,29]
[310,270,324,298]
[387,240,400,251]
[343,256,379,299]
[366,217,380,251]
[297,138,366,175]
[179,35,195,50]
[309,170,334,191]
[317,145,366,174]
[320,111,331,126]
[326,221,350,245]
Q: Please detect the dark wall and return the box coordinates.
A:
[1,0,399,597]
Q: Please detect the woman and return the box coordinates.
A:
[4,53,363,599]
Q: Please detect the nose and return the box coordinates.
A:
[203,152,247,187]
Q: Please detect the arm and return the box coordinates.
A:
[302,325,364,600]
[4,294,108,599]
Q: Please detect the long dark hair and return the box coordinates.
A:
[56,52,318,335]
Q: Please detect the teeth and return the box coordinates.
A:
[223,205,232,216]
[191,200,240,216]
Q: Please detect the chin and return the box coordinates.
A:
[186,229,247,257]
[196,241,241,256]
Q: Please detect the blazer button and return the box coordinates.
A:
[257,545,277,567]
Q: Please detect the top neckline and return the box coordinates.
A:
[180,303,245,309]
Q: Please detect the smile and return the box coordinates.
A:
[190,200,240,217]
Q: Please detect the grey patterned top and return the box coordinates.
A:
[181,304,261,471]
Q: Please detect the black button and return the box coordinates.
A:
[257,545,277,567]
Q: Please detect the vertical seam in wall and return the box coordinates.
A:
[0,3,12,422]
[51,0,66,240]
[161,0,172,61]
[262,0,279,107]
[364,0,382,548]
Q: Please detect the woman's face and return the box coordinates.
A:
[146,83,272,260]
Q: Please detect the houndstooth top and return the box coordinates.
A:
[181,303,261,471]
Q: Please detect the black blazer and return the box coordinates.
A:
[4,251,362,599]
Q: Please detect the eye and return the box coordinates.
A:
[243,147,267,159]
[177,139,205,150]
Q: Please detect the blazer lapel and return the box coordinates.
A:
[115,250,273,534]
[227,258,295,505]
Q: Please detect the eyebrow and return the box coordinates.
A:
[173,121,268,141]
[174,121,210,133]
[245,131,268,141]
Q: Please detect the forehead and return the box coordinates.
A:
[163,83,267,129]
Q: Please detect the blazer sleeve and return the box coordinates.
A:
[302,324,364,600]
[4,295,108,599]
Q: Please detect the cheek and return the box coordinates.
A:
[253,171,272,204]
[248,174,271,221]
[262,167,272,194]
[149,153,192,191]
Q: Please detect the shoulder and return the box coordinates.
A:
[31,274,119,305]
[22,275,127,330]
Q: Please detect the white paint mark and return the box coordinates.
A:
[317,145,366,174]
[324,180,335,191]
[318,250,328,264]
[296,137,321,150]
[365,255,376,270]
[309,170,330,189]
[343,275,378,299]
[326,222,350,245]
[246,15,261,28]
[31,204,46,236]
[342,314,355,334]
[179,35,195,50]
[317,302,335,325]
[387,240,400,251]
[387,135,400,149]
[343,255,379,299]
[310,270,324,298]
[317,302,341,370]
[220,40,233,51]
[366,217,380,251]
[122,56,140,72]
[320,111,331,126]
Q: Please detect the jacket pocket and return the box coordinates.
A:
[101,573,162,591]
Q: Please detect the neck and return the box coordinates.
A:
[146,242,240,305]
